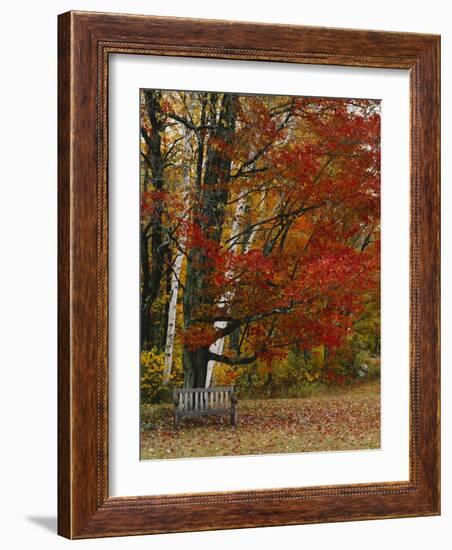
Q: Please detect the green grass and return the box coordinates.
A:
[140,381,380,460]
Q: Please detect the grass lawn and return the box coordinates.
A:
[140,381,380,460]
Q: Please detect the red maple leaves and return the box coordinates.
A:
[141,91,380,370]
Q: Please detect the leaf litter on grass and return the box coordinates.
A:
[140,381,380,459]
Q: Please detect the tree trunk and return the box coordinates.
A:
[205,194,246,387]
[140,231,152,349]
[140,90,168,351]
[162,250,184,384]
[162,134,191,384]
[183,347,210,388]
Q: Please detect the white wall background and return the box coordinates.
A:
[0,1,449,548]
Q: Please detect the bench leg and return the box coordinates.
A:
[231,406,238,427]
[174,409,179,430]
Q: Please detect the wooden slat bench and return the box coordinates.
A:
[173,386,238,429]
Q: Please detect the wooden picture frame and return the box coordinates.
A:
[58,10,440,539]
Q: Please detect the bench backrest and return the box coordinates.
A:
[173,386,234,413]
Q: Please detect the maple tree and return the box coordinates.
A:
[140,89,380,389]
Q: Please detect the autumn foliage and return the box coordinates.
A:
[140,89,380,392]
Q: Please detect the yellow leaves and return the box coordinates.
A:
[213,364,243,386]
[140,348,183,401]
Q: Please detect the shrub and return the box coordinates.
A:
[140,348,183,403]
[213,363,242,387]
[212,347,326,399]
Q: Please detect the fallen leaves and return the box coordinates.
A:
[140,381,380,460]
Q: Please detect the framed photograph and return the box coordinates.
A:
[58,11,440,538]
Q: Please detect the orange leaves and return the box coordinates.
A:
[207,135,234,159]
[185,223,223,268]
[159,98,173,114]
[259,348,288,367]
[141,190,168,218]
[181,324,218,351]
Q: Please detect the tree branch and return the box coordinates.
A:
[167,112,216,133]
[207,351,257,365]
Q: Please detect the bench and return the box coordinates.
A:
[173,386,238,429]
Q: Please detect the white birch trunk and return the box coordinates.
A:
[205,197,246,387]
[162,251,184,384]
[205,188,265,387]
[162,135,191,385]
